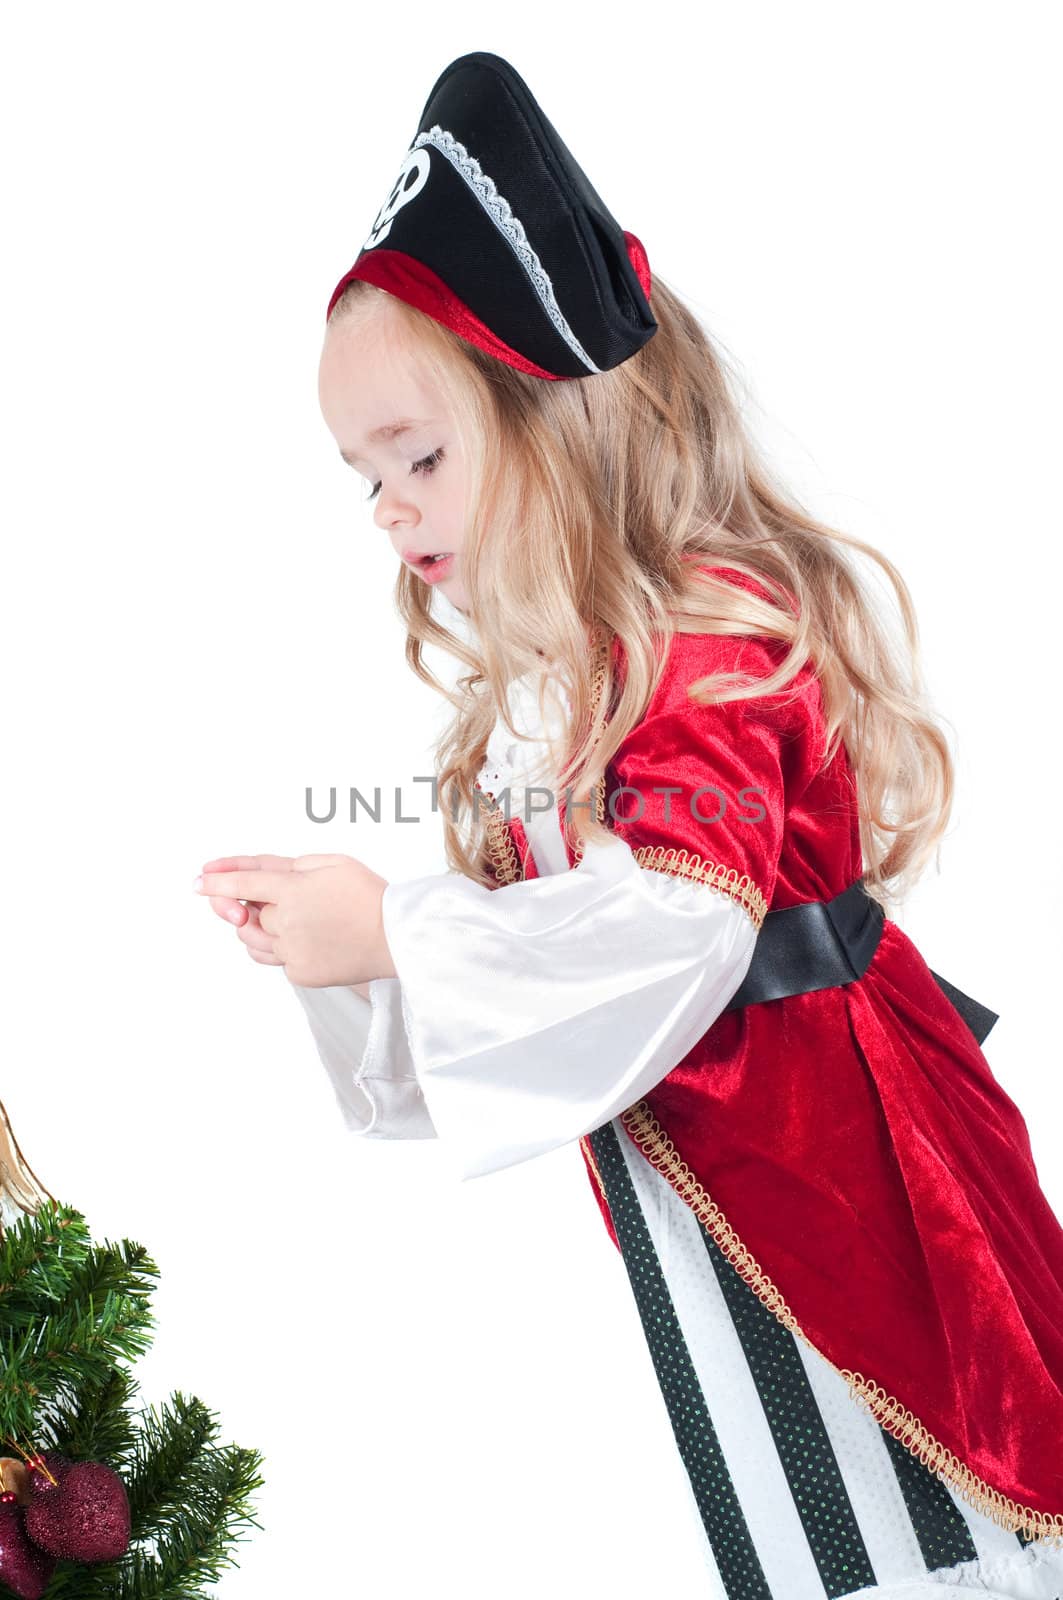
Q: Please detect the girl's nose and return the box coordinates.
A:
[373,491,417,534]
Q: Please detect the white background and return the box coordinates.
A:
[2,3,1060,1595]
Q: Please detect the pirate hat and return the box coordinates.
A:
[325,51,657,379]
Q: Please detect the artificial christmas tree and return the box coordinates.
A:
[0,1097,264,1597]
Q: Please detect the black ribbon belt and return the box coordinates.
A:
[722,876,999,1046]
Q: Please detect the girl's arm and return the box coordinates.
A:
[381,834,761,1179]
[290,630,813,1175]
[300,630,808,1179]
[290,841,761,1160]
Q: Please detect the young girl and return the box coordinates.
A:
[194,52,1063,1600]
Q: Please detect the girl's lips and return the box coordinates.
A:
[413,552,454,584]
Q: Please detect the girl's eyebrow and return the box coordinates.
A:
[339,417,432,465]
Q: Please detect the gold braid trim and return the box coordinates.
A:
[476,779,522,887]
[631,848,768,932]
[482,633,610,885]
[568,771,606,868]
[618,1097,1063,1550]
[570,633,610,868]
[579,1134,611,1216]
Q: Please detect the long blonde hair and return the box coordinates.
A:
[327,274,954,912]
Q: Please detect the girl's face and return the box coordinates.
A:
[318,298,471,613]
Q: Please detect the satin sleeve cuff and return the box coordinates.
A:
[380,836,758,1181]
[290,978,438,1140]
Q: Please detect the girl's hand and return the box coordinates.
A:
[195,853,396,988]
[200,853,294,968]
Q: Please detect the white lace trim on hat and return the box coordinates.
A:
[412,124,601,376]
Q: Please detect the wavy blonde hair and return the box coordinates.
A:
[326,274,954,912]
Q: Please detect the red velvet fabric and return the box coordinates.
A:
[492,564,1063,1534]
[327,233,653,377]
[329,249,561,377]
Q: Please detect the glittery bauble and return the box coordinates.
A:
[23,1457,131,1563]
[0,1498,57,1600]
[22,1452,68,1498]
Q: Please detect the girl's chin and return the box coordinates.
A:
[433,583,470,615]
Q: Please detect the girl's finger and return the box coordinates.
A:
[246,947,285,966]
[199,857,296,923]
[208,895,255,926]
[235,916,276,955]
[200,854,296,873]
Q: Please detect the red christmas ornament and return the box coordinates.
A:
[0,1493,56,1600]
[20,1452,67,1506]
[23,1451,131,1563]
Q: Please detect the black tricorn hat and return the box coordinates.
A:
[326,51,657,379]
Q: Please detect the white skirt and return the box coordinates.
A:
[585,1118,1063,1600]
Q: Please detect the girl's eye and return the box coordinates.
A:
[365,447,445,502]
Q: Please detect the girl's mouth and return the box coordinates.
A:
[417,552,454,583]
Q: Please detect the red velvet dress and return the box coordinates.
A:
[483,567,1063,1549]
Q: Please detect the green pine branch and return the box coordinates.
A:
[40,1422,265,1600]
[1,1198,265,1598]
[29,1364,141,1470]
[2,1205,158,1443]
[0,1206,90,1321]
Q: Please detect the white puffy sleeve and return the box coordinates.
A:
[290,625,801,1178]
[379,835,759,1181]
[290,977,438,1139]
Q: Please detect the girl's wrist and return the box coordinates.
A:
[373,888,398,981]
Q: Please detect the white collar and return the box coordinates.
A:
[478,667,571,805]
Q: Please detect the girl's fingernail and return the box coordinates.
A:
[228,908,243,923]
[193,876,203,891]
